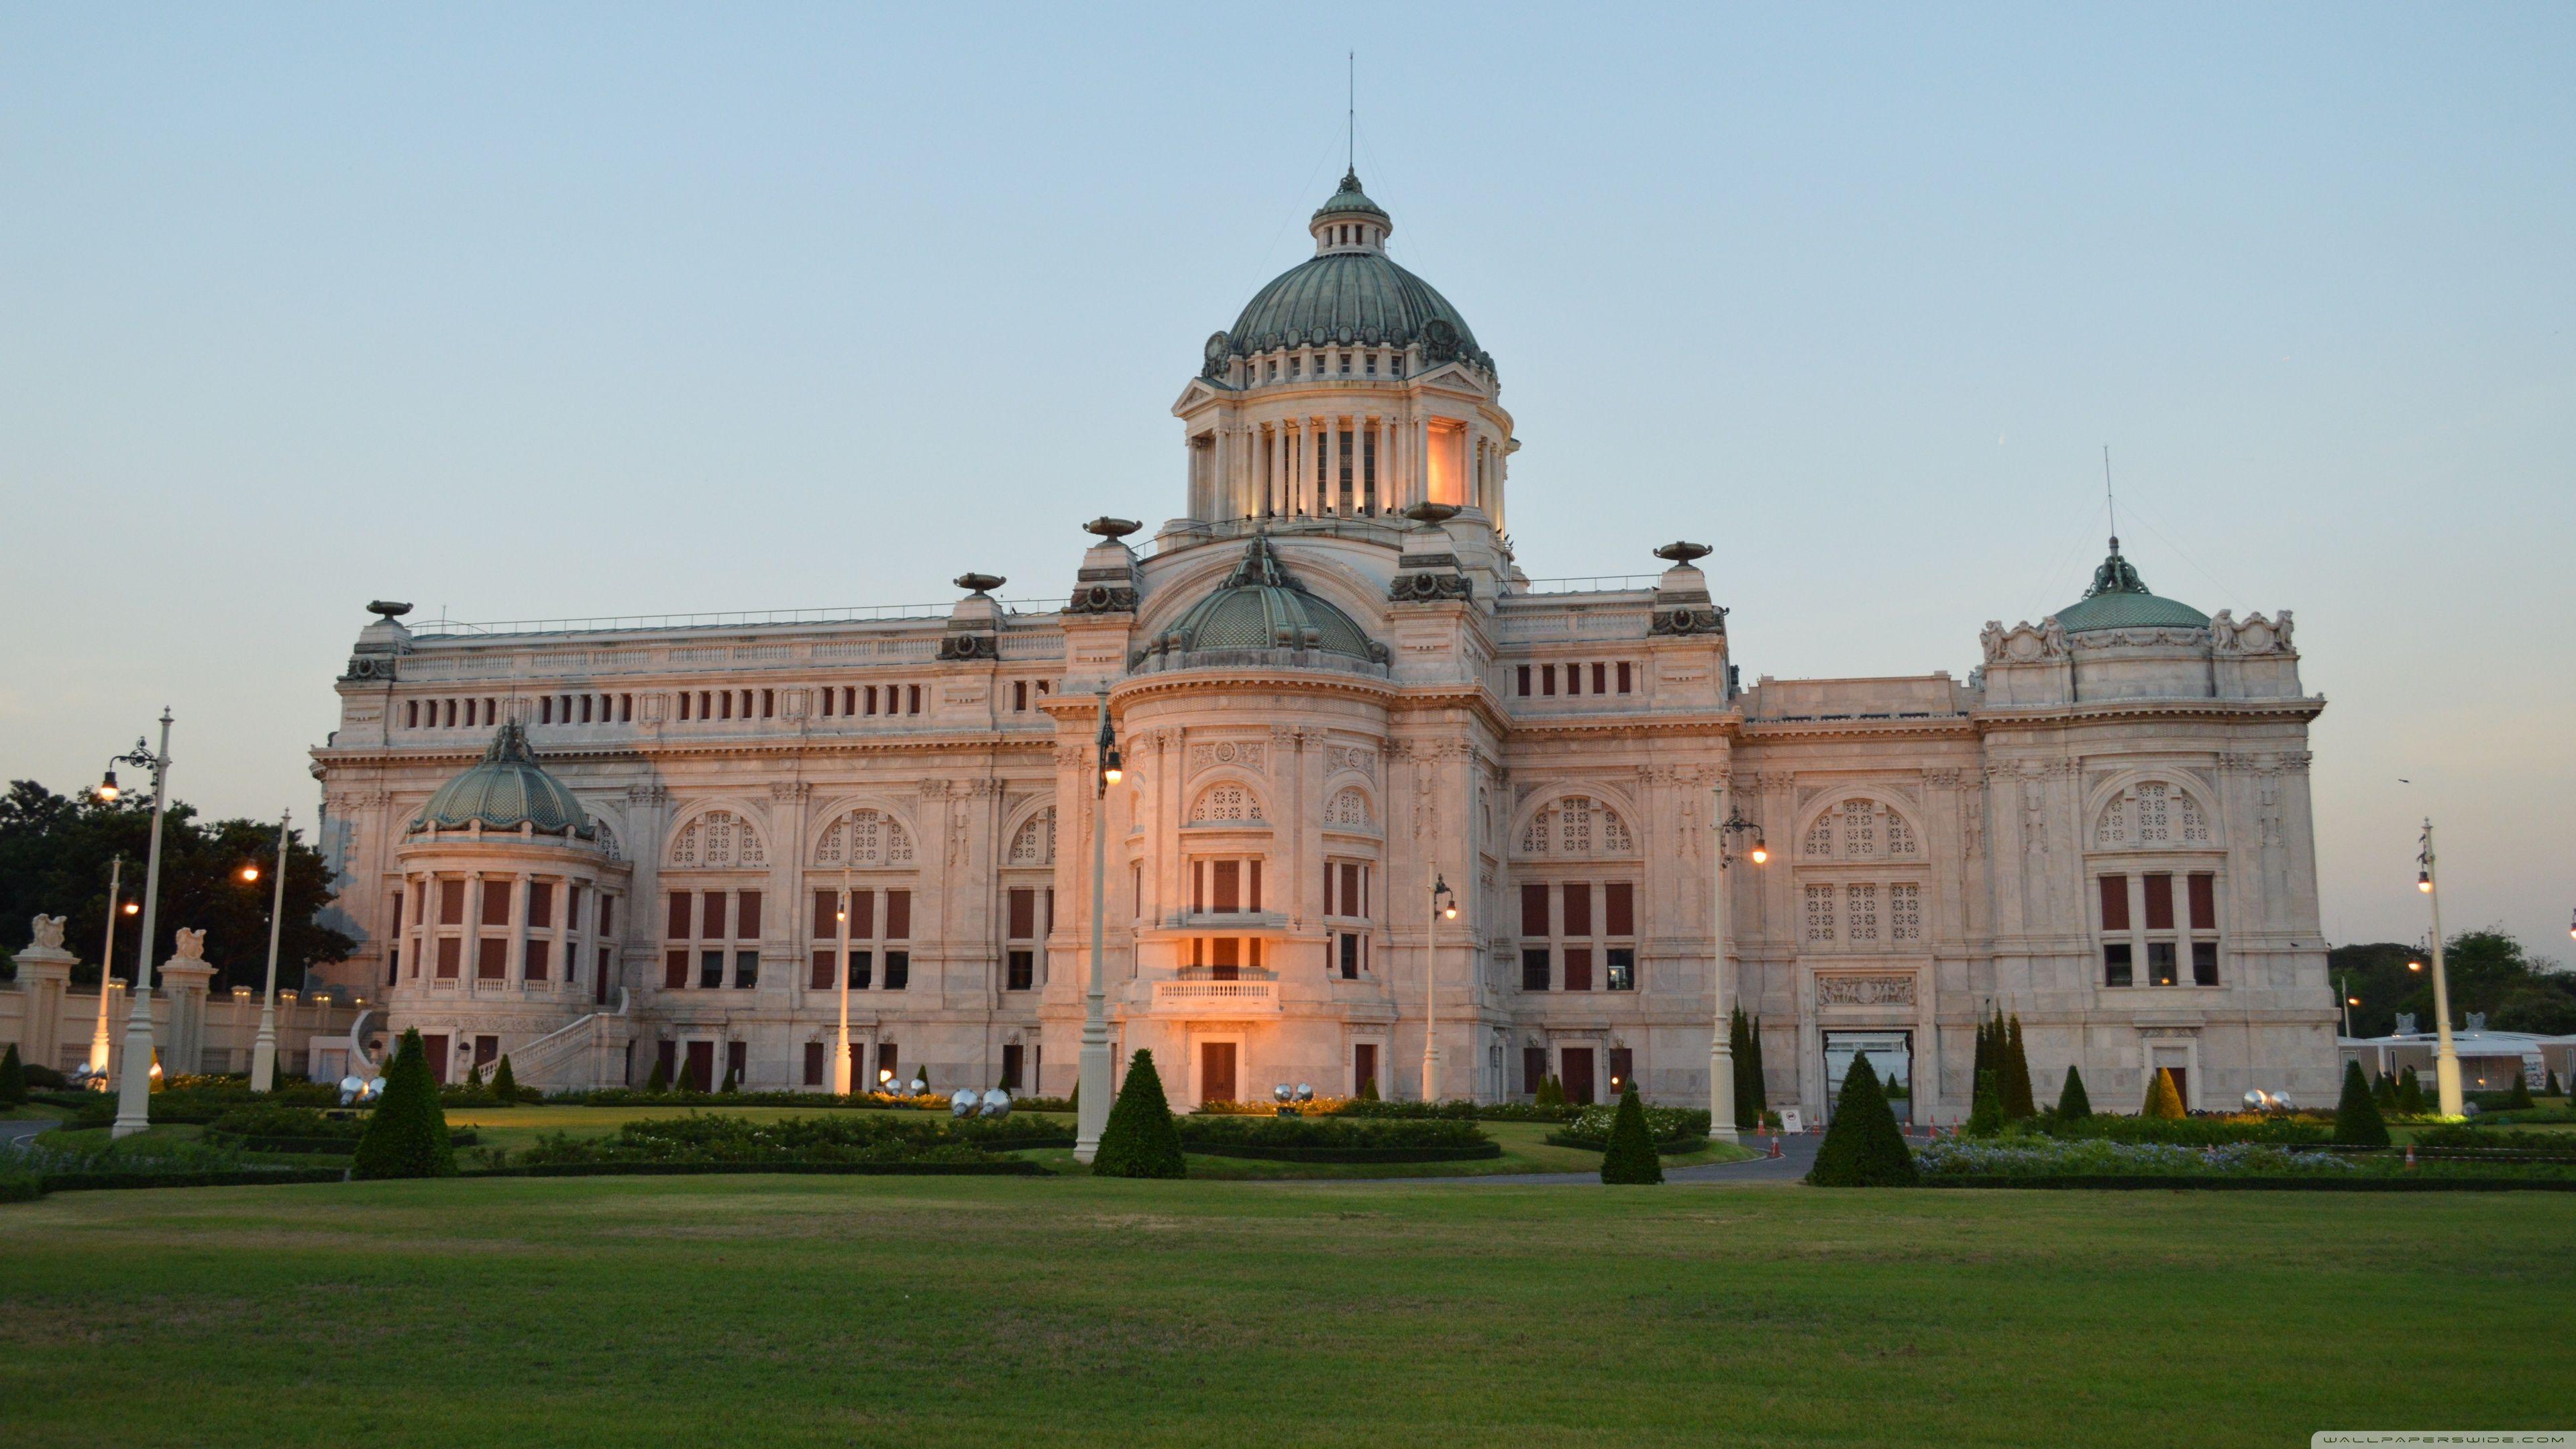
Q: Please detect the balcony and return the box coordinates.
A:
[1149,979,1281,1016]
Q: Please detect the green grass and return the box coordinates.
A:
[2,1175,2566,1446]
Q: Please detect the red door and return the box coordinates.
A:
[1561,1047,1596,1106]
[419,1034,450,1085]
[1200,1042,1238,1105]
[684,1040,714,1093]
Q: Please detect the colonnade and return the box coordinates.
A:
[1191,408,1500,529]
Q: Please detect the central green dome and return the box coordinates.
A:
[2055,541,2210,633]
[1144,535,1386,666]
[1216,172,1492,373]
[413,722,594,838]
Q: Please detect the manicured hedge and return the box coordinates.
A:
[470,1160,1045,1179]
[1546,1104,1713,1150]
[2411,1126,2576,1159]
[36,1167,349,1195]
[1183,1143,1504,1163]
[2023,1114,2330,1146]
[1925,1175,2576,1193]
[1174,1114,1489,1153]
[513,1113,1028,1167]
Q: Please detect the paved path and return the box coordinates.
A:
[1319,1131,1829,1187]
[0,1117,62,1148]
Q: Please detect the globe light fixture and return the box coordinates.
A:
[96,769,119,802]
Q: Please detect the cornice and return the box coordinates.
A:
[1968,696,2326,730]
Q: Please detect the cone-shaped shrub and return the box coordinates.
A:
[1092,1049,1185,1179]
[1536,1073,1565,1108]
[2373,1072,2398,1109]
[1807,1055,1917,1187]
[1599,1083,1664,1185]
[645,1057,670,1093]
[1728,1008,1756,1131]
[2143,1067,2186,1120]
[352,1029,456,1180]
[1971,1014,1993,1095]
[1747,1015,1769,1118]
[2002,1014,2037,1120]
[466,1061,484,1091]
[490,1055,519,1105]
[0,1044,24,1108]
[1358,1073,1380,1102]
[2506,1073,2534,1110]
[2055,1063,2093,1120]
[1965,1069,2004,1136]
[2331,1059,2390,1147]
[2397,1067,2426,1115]
[2546,1069,2562,1097]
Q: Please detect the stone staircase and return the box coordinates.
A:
[502,989,635,1091]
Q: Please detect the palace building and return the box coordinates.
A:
[308,170,2339,1120]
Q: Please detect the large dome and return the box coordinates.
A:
[413,722,594,838]
[1138,535,1386,667]
[1213,172,1493,374]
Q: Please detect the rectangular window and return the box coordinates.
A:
[1246,863,1260,912]
[1607,948,1635,991]
[526,881,553,929]
[2188,873,2217,930]
[595,945,612,1002]
[804,1041,825,1087]
[598,895,614,936]
[440,879,466,925]
[477,936,506,979]
[725,1039,747,1088]
[1616,661,1633,694]
[1014,680,1028,712]
[735,950,759,989]
[1804,883,1835,943]
[407,699,419,728]
[1338,932,1360,979]
[761,689,774,718]
[2148,941,2179,987]
[1213,860,1240,912]
[482,881,511,927]
[1517,665,1532,696]
[850,951,872,990]
[2103,942,2133,987]
[737,890,762,940]
[909,684,922,714]
[2097,875,2130,932]
[524,938,550,980]
[883,951,909,990]
[813,890,837,938]
[1606,882,1637,937]
[664,949,688,989]
[1542,663,1557,696]
[2192,941,2220,986]
[849,889,875,940]
[667,892,692,939]
[1565,663,1580,696]
[1521,882,1550,937]
[810,951,835,990]
[437,937,461,979]
[1008,888,1036,939]
[700,950,725,989]
[1352,1042,1378,1097]
[701,891,728,941]
[1592,662,1607,695]
[885,891,911,938]
[1564,946,1595,992]
[1562,882,1592,937]
[2143,874,2175,931]
[1000,1043,1024,1090]
[1523,1046,1549,1096]
[1006,950,1034,991]
[1521,947,1551,991]
[821,688,835,718]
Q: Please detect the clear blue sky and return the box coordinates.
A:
[4,6,2569,961]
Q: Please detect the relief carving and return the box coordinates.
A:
[1817,973,1917,1008]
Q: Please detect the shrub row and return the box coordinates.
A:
[467,1160,1045,1179]
[513,1113,1032,1167]
[1172,1115,1489,1152]
[1546,1104,1712,1150]
[2412,1126,2576,1159]
[1924,1175,2576,1193]
[2020,1114,2331,1146]
[1183,1142,1504,1164]
[34,1167,350,1195]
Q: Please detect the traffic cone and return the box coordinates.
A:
[1768,1135,1783,1159]
[2404,1144,2417,1171]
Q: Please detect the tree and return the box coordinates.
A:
[2506,1073,2534,1110]
[490,1055,519,1105]
[2396,1067,2426,1115]
[2548,1070,2563,1099]
[645,1056,671,1093]
[1746,1016,1769,1119]
[2002,1014,2037,1120]
[0,1043,23,1108]
[2330,1059,2390,1148]
[2055,1063,2092,1120]
[0,781,356,993]
[1599,1083,1663,1185]
[1970,1014,1994,1095]
[2143,1067,2186,1120]
[2330,932,2576,1038]
[1807,1055,1917,1187]
[1964,1069,2003,1137]
[352,1030,456,1180]
[1358,1073,1380,1102]
[1536,1073,1565,1108]
[2373,1071,2398,1110]
[1728,1007,1758,1131]
[1092,1049,1185,1179]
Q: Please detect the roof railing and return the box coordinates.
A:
[1507,574,1662,595]
[412,600,1057,639]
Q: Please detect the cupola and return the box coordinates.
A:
[411,722,594,839]
[2055,539,2210,633]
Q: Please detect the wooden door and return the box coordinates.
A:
[419,1034,449,1085]
[1561,1047,1596,1106]
[684,1040,714,1093]
[1201,1041,1238,1105]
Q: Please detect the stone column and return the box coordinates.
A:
[12,938,76,1074]
[507,871,531,987]
[160,952,216,1076]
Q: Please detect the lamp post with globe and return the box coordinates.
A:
[99,710,175,1138]
[241,810,292,1093]
[1073,687,1122,1163]
[1707,778,1768,1144]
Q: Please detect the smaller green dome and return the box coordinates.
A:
[1312,168,1389,221]
[414,723,594,838]
[1144,535,1386,667]
[2054,541,2209,633]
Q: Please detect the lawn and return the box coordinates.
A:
[3,1175,2568,1447]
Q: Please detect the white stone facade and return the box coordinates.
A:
[308,175,2337,1119]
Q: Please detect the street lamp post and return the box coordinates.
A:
[88,857,128,1077]
[833,865,854,1094]
[1073,688,1121,1163]
[105,710,175,1140]
[248,810,291,1092]
[1422,869,1456,1102]
[1706,778,1768,1144]
[2418,819,2463,1117]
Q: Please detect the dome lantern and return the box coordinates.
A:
[1311,168,1392,256]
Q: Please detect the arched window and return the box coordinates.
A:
[1189,782,1263,822]
[1802,798,1919,861]
[2094,781,2213,849]
[671,809,765,869]
[815,808,914,867]
[1517,796,1635,857]
[1327,788,1373,828]
[1008,808,1056,866]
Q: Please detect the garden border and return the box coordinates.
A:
[1921,1174,2576,1192]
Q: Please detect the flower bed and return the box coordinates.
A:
[1173,1114,1495,1161]
[2020,1113,2330,1146]
[1546,1104,1713,1150]
[540,1087,952,1110]
[1920,1136,2576,1187]
[511,1114,1032,1168]
[2410,1126,2576,1159]
[1339,1099,1575,1124]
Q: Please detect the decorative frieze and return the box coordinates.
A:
[1816,973,1917,1008]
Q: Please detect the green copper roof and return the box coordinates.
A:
[1162,535,1383,662]
[414,723,594,838]
[1311,168,1389,221]
[2054,543,2210,633]
[1228,254,1487,364]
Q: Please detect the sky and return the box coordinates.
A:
[3,5,2570,961]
